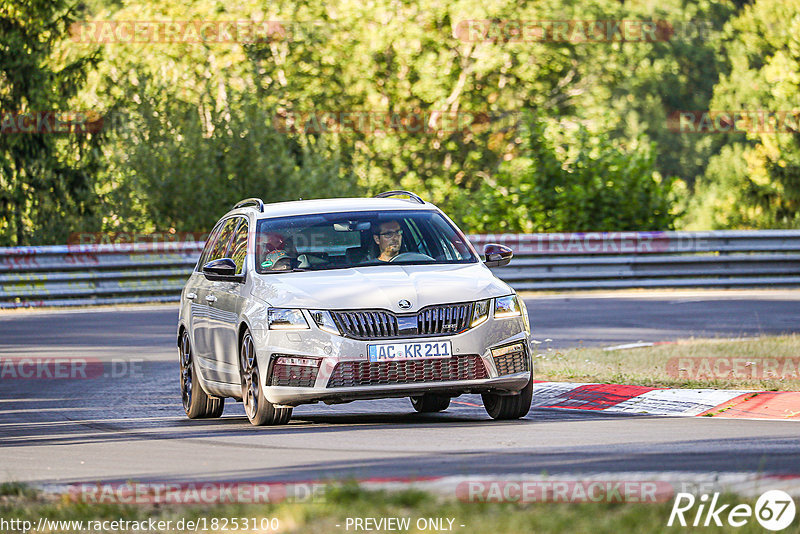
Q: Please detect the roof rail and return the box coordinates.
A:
[232,198,265,212]
[374,190,425,204]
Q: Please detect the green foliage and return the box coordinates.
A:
[0,0,104,245]
[457,117,674,233]
[100,78,357,232]
[4,0,799,242]
[685,0,800,229]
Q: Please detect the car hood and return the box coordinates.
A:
[249,263,512,313]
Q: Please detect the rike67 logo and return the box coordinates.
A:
[668,490,796,530]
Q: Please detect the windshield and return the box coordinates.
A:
[255,210,478,273]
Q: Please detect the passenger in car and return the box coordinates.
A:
[261,249,292,271]
[373,220,403,262]
[260,232,286,253]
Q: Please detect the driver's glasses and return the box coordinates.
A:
[379,230,403,239]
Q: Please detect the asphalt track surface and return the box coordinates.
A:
[1,290,799,486]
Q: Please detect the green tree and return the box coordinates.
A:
[102,77,357,232]
[0,0,103,245]
[686,0,800,228]
[456,116,675,233]
[35,0,753,239]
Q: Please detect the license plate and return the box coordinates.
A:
[367,341,452,362]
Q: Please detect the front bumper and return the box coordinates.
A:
[249,312,531,407]
[264,372,530,405]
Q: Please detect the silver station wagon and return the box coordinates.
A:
[177,191,532,425]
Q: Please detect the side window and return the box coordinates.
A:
[208,218,238,262]
[229,219,249,274]
[197,221,224,270]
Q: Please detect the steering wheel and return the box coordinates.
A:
[390,252,435,263]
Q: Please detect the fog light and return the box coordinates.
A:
[491,343,525,358]
[270,355,321,387]
[274,356,321,368]
[491,342,529,375]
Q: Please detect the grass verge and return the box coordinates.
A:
[534,334,800,390]
[2,483,797,534]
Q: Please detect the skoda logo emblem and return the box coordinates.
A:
[398,299,412,310]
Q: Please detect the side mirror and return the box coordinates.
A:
[202,258,241,281]
[483,244,513,267]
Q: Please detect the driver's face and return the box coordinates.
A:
[374,221,402,258]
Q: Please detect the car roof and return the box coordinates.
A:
[228,197,440,220]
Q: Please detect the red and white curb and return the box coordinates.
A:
[532,381,800,420]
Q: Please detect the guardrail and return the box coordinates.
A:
[1,230,799,308]
[469,230,800,291]
[0,242,202,308]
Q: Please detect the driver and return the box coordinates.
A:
[373,220,403,262]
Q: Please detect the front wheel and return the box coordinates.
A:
[481,376,533,420]
[410,394,450,413]
[240,330,292,426]
[179,330,224,419]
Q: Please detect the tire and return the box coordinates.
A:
[410,394,451,413]
[240,330,292,426]
[481,376,533,420]
[179,330,224,419]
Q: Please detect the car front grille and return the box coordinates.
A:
[326,354,487,388]
[492,345,529,375]
[332,310,399,338]
[331,302,473,340]
[416,303,473,336]
[269,356,320,387]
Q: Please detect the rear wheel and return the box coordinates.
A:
[240,330,292,426]
[482,376,533,420]
[179,330,224,419]
[410,394,451,413]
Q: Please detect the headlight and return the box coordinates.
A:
[309,310,340,335]
[471,299,490,327]
[494,294,522,318]
[268,308,309,330]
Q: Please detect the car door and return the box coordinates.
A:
[194,217,238,380]
[185,220,224,369]
[207,216,250,386]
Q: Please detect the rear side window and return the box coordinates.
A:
[208,218,239,262]
[229,219,249,274]
[197,221,224,270]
